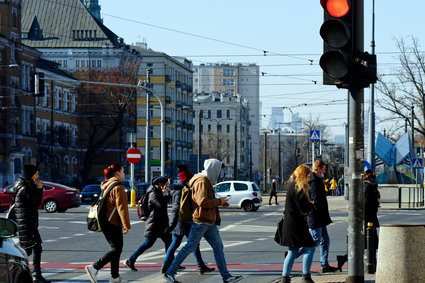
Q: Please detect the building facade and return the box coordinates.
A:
[193,63,260,173]
[193,92,251,180]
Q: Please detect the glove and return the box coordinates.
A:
[164,226,174,234]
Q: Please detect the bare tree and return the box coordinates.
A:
[377,37,425,145]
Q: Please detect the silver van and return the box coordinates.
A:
[214,181,262,212]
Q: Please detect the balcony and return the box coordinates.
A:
[176,80,182,88]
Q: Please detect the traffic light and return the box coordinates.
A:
[33,72,45,97]
[319,0,353,88]
[416,148,421,157]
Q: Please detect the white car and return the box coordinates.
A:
[214,181,262,212]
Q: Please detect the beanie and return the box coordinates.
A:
[23,164,38,180]
[152,176,169,186]
[178,170,193,183]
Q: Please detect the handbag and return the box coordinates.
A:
[274,217,285,246]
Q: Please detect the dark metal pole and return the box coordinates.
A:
[411,106,415,148]
[347,0,365,282]
[233,122,237,180]
[278,129,281,184]
[197,110,203,173]
[263,131,268,193]
[144,68,151,184]
[367,0,376,170]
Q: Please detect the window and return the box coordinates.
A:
[234,183,248,191]
[215,183,231,193]
[63,90,69,111]
[223,68,235,76]
[12,8,18,27]
[76,60,80,68]
[227,110,230,118]
[227,125,230,133]
[207,124,211,132]
[97,60,102,67]
[217,110,222,119]
[222,79,235,86]
[217,124,222,133]
[207,110,211,118]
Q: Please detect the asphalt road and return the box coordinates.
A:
[6,200,425,283]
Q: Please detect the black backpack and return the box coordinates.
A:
[87,182,121,232]
[137,191,150,221]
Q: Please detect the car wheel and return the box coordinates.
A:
[57,208,68,213]
[252,206,259,211]
[242,201,255,212]
[13,269,33,283]
[44,200,58,213]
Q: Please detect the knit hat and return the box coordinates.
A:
[178,170,193,183]
[23,164,38,180]
[152,176,169,186]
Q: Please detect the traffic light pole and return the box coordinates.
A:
[347,0,365,282]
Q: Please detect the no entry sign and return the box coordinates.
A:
[127,148,142,164]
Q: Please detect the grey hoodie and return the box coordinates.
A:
[201,159,222,185]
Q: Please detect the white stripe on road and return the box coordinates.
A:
[220,224,276,233]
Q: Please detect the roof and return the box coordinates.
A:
[22,0,122,48]
[36,58,76,80]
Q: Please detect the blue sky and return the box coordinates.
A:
[100,0,424,139]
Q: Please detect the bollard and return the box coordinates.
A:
[365,222,376,274]
[376,224,425,283]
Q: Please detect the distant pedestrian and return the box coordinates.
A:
[269,179,279,205]
[14,164,51,283]
[163,159,242,283]
[125,176,172,272]
[280,165,316,283]
[307,160,339,273]
[329,177,338,196]
[85,163,131,283]
[162,165,215,274]
[337,177,344,196]
[364,169,380,249]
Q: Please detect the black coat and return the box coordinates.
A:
[168,181,191,236]
[14,178,43,249]
[307,172,332,228]
[144,185,169,238]
[281,182,315,248]
[365,180,380,228]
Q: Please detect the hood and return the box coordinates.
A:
[101,177,120,190]
[201,158,222,185]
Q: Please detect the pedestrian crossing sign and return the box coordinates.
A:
[412,158,423,169]
[310,130,321,141]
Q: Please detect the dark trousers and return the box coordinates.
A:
[129,234,172,263]
[93,221,123,279]
[26,243,43,277]
[269,193,278,204]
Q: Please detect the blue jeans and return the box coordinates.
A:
[163,234,205,267]
[311,226,330,268]
[166,222,231,280]
[129,235,171,263]
[282,246,315,276]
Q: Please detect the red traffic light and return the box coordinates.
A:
[321,0,350,18]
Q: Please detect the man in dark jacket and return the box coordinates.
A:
[269,179,278,205]
[307,160,339,273]
[14,164,51,283]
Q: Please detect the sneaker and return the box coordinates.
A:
[177,265,186,271]
[33,275,51,283]
[321,265,339,273]
[301,273,315,283]
[109,276,128,283]
[85,265,98,283]
[223,275,243,283]
[160,264,169,274]
[198,264,215,275]
[125,259,138,271]
[163,273,181,283]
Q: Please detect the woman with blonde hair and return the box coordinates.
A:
[280,165,315,283]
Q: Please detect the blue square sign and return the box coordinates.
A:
[310,130,321,141]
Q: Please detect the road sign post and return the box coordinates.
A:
[127,147,142,207]
[310,130,321,163]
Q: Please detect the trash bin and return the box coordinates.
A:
[376,224,425,283]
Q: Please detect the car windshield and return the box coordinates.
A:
[83,185,100,192]
[252,183,260,192]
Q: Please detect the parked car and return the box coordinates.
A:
[0,217,32,282]
[214,181,262,212]
[80,184,102,204]
[0,182,81,213]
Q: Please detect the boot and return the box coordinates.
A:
[337,255,347,271]
[198,264,215,275]
[301,273,314,283]
[33,274,51,283]
[281,275,291,283]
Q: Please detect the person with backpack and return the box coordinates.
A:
[85,163,130,283]
[162,165,215,274]
[14,164,51,283]
[125,176,172,272]
[163,159,242,283]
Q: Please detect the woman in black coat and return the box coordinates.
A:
[125,176,172,271]
[14,165,51,283]
[280,165,315,283]
[364,169,380,249]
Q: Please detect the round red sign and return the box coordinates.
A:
[126,148,142,164]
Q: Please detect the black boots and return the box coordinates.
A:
[281,275,291,283]
[198,264,215,275]
[33,274,51,283]
[301,273,315,283]
[337,254,348,271]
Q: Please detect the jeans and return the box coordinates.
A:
[163,233,205,267]
[94,221,123,278]
[166,222,231,279]
[282,246,315,276]
[129,234,172,263]
[311,226,330,268]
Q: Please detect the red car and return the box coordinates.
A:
[0,181,81,213]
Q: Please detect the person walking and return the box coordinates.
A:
[280,165,316,283]
[307,160,339,273]
[125,176,172,271]
[269,179,279,205]
[364,169,380,249]
[163,159,242,283]
[162,165,215,274]
[14,164,51,283]
[85,163,131,283]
